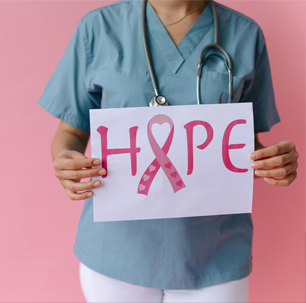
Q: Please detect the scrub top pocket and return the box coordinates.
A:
[202,71,244,104]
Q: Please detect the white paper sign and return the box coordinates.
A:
[90,103,254,222]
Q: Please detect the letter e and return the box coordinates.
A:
[222,120,248,173]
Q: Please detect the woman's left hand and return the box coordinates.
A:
[250,138,299,186]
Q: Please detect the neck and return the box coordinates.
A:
[148,0,208,16]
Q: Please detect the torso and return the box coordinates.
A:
[72,0,270,290]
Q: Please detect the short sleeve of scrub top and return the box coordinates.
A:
[38,0,280,290]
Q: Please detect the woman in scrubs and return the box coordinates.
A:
[38,0,299,302]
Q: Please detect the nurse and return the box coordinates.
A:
[38,0,299,302]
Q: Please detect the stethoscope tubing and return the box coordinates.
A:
[141,0,159,97]
[197,43,233,105]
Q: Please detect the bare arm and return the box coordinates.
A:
[51,120,90,160]
[52,120,106,200]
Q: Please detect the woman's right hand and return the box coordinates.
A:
[53,150,106,200]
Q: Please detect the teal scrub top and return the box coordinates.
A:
[38,0,280,289]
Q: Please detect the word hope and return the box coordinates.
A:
[96,114,248,195]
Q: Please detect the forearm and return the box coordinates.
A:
[51,130,88,161]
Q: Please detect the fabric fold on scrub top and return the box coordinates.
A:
[38,0,280,289]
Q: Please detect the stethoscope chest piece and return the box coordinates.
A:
[149,95,169,107]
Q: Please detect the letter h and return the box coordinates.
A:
[97,126,141,178]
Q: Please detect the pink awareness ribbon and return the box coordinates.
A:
[138,114,186,195]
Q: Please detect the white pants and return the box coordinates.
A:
[79,262,249,303]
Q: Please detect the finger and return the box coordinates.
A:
[254,162,298,178]
[60,179,101,192]
[54,157,101,170]
[55,167,106,180]
[251,150,298,169]
[264,171,297,187]
[250,141,295,160]
[65,188,94,201]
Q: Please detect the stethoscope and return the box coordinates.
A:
[141,0,233,107]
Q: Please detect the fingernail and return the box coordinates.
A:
[264,178,272,183]
[250,153,257,160]
[93,160,100,165]
[251,163,258,169]
[94,181,100,187]
[99,169,106,175]
[255,170,262,176]
[87,192,93,197]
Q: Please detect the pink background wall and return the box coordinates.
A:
[0,1,304,302]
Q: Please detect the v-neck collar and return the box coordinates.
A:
[134,0,214,74]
